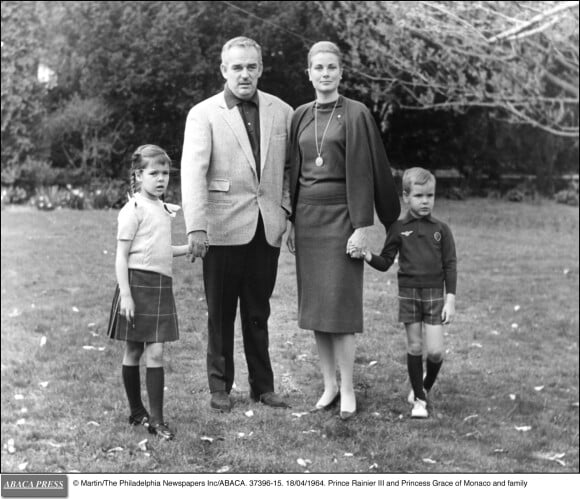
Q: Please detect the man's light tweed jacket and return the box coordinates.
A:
[181,90,293,247]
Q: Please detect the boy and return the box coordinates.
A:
[355,167,457,418]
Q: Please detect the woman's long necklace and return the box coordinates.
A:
[314,98,339,167]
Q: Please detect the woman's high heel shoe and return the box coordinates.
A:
[311,391,340,412]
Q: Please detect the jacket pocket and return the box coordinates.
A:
[208,179,230,192]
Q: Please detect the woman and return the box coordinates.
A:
[287,41,400,420]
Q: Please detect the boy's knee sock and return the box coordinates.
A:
[424,358,443,392]
[146,367,165,425]
[407,354,425,401]
[122,365,146,416]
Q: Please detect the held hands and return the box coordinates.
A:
[346,227,370,260]
[442,294,456,325]
[188,230,209,261]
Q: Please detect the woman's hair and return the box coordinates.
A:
[402,167,436,194]
[129,144,171,196]
[307,41,342,67]
[221,36,262,66]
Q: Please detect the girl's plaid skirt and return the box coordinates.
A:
[107,269,179,343]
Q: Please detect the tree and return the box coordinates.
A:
[320,1,579,138]
[1,1,49,167]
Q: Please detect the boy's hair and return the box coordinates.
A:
[129,144,171,196]
[402,167,436,194]
[221,36,262,66]
[307,41,342,68]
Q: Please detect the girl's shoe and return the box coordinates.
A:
[128,412,150,427]
[148,422,175,440]
[411,399,428,418]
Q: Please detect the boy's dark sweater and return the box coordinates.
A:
[368,212,457,294]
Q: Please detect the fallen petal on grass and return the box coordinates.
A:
[82,346,96,350]
[138,439,148,451]
[16,419,25,425]
[6,439,16,453]
[244,410,254,417]
[368,360,378,367]
[511,323,518,330]
[297,458,308,467]
[532,452,566,466]
[515,425,532,432]
[493,448,507,454]
[534,386,544,391]
[372,412,380,417]
[14,394,24,400]
[237,433,245,438]
[292,412,309,418]
[369,463,378,469]
[514,305,520,311]
[47,441,63,448]
[463,414,478,422]
[18,462,28,471]
[106,447,124,453]
[491,330,500,335]
[217,466,230,473]
[471,343,483,348]
[86,421,100,426]
[72,306,79,313]
[422,458,437,464]
[20,408,28,414]
[40,336,47,347]
[9,308,21,318]
[39,381,49,388]
[200,436,214,443]
[344,452,354,457]
[509,394,517,401]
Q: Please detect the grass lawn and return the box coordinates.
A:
[1,198,578,474]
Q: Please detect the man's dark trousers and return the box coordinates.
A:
[202,214,280,397]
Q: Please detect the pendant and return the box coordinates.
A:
[315,156,324,167]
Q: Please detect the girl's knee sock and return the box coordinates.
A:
[424,358,443,392]
[407,353,425,401]
[146,367,165,425]
[122,365,147,416]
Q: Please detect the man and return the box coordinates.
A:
[181,37,292,412]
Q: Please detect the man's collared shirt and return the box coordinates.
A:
[224,85,261,179]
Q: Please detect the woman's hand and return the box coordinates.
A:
[346,227,370,257]
[286,223,296,255]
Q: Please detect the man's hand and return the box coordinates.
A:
[286,223,295,255]
[188,230,209,260]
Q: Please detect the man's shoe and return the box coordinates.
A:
[252,391,289,408]
[210,391,232,412]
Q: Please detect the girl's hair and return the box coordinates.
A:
[402,167,436,194]
[307,41,342,67]
[129,144,171,196]
[221,36,262,66]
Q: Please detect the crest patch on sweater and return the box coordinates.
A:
[401,230,413,237]
[433,231,441,242]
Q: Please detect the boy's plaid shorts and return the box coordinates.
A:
[398,287,444,325]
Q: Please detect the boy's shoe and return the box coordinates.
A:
[148,422,175,440]
[128,412,150,427]
[408,387,430,404]
[411,398,428,419]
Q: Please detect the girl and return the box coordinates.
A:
[107,144,189,440]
